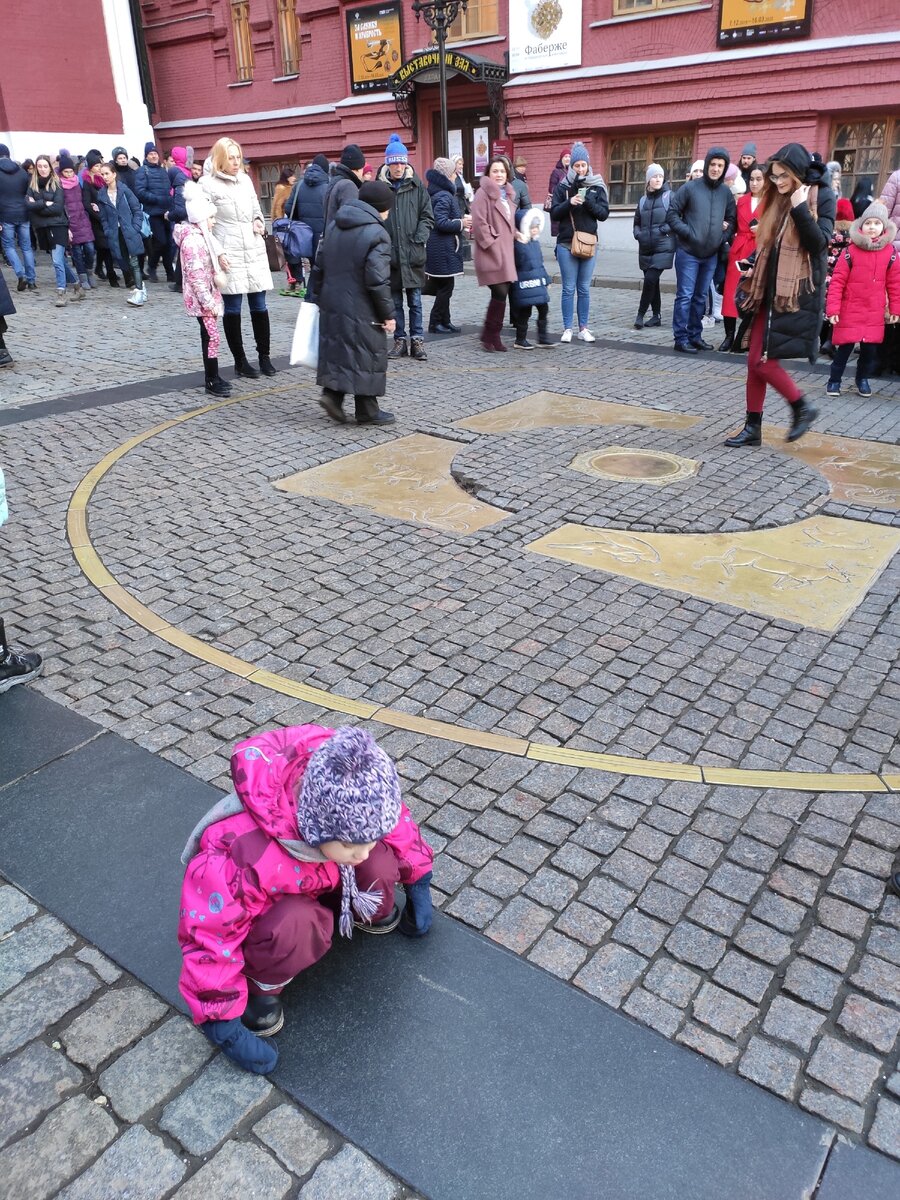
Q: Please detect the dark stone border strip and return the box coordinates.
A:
[3,686,899,1199]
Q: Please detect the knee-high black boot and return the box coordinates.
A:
[250,308,276,375]
[222,312,259,378]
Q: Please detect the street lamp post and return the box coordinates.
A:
[410,0,468,158]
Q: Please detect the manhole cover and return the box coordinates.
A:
[569,447,699,486]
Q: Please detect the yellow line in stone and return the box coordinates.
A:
[64,393,891,792]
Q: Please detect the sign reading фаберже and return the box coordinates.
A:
[717,0,813,45]
[508,0,581,75]
[347,3,404,92]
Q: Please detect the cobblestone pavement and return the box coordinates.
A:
[2,261,900,1172]
[0,883,419,1198]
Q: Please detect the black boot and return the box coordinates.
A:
[0,618,43,694]
[786,396,818,442]
[537,317,553,347]
[388,338,408,359]
[717,334,734,353]
[410,336,427,361]
[250,308,276,375]
[0,333,12,369]
[223,312,259,378]
[199,319,232,396]
[645,313,661,327]
[724,411,762,447]
[241,994,284,1037]
[633,312,645,330]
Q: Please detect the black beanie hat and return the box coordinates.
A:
[0,144,9,158]
[313,153,329,172]
[358,181,394,212]
[340,143,365,170]
[58,154,76,173]
[86,149,104,169]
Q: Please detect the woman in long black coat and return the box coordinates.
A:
[316,180,397,426]
[425,159,468,333]
[632,163,675,328]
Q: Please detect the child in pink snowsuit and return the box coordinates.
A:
[178,725,434,1074]
[173,180,230,396]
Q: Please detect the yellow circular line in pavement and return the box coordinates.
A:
[66,394,895,794]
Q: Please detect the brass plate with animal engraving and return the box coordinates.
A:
[569,447,700,486]
[457,393,701,434]
[527,517,900,632]
[766,429,900,510]
[273,433,509,534]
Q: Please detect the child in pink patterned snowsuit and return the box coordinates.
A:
[178,725,434,1074]
[172,180,229,395]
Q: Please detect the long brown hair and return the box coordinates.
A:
[30,154,59,192]
[754,161,802,251]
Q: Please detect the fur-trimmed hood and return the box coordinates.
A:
[850,201,897,252]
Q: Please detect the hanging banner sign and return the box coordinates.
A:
[717,0,813,46]
[392,49,493,88]
[347,3,404,93]
[509,0,582,75]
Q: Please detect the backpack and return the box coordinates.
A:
[639,190,671,216]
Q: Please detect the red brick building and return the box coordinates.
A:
[0,0,152,160]
[139,2,898,212]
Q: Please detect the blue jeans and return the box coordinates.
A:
[391,287,423,339]
[222,291,267,314]
[71,241,95,275]
[556,243,596,331]
[1,221,36,283]
[673,248,717,346]
[50,243,78,290]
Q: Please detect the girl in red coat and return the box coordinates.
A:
[720,165,764,351]
[825,201,900,397]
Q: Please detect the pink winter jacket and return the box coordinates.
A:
[173,222,223,321]
[471,175,516,286]
[826,214,900,346]
[178,724,433,1024]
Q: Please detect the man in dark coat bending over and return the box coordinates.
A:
[668,147,737,354]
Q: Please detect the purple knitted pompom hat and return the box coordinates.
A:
[297,728,402,936]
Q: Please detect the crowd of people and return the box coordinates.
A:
[2,135,900,430]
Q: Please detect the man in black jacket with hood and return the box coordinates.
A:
[0,145,35,290]
[668,146,737,353]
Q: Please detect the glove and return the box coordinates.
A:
[399,871,433,938]
[201,1017,279,1075]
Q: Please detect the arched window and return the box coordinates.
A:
[231,1,254,82]
[278,0,301,76]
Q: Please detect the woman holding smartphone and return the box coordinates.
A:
[720,164,765,351]
[549,142,609,343]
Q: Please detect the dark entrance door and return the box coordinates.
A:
[432,107,498,188]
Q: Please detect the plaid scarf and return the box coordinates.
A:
[746,185,818,315]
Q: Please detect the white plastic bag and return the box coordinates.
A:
[290,301,319,369]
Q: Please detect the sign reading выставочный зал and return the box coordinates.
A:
[508,0,582,74]
[347,3,404,92]
[717,0,813,46]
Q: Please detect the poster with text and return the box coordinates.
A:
[347,4,403,92]
[718,0,812,46]
[509,0,582,75]
[474,128,489,176]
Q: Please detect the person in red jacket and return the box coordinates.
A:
[825,201,900,397]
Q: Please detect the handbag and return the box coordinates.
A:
[570,216,597,259]
[290,300,319,369]
[265,231,286,271]
[272,187,314,261]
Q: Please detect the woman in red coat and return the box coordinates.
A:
[720,164,764,351]
[470,157,516,352]
[825,201,900,397]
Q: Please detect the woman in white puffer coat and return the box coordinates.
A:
[201,137,275,378]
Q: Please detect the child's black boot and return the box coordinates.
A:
[242,994,284,1037]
